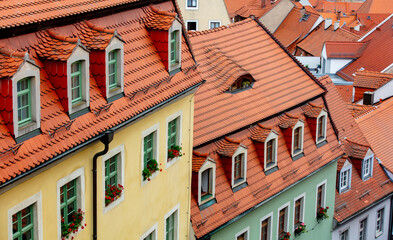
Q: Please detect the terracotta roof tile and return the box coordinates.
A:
[0,45,26,78]
[302,102,323,118]
[313,1,363,13]
[353,70,393,89]
[144,5,176,31]
[192,151,209,172]
[335,85,353,103]
[357,0,393,14]
[75,21,117,51]
[224,0,281,19]
[215,137,244,157]
[343,138,369,159]
[278,112,302,128]
[346,103,376,119]
[325,41,368,59]
[249,123,272,142]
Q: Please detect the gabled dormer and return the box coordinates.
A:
[279,113,305,159]
[191,151,216,206]
[76,21,125,101]
[145,5,182,73]
[0,45,40,140]
[337,158,352,193]
[250,123,278,172]
[34,29,90,117]
[303,102,328,145]
[216,137,247,189]
[344,139,374,181]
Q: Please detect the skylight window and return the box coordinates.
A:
[228,74,254,93]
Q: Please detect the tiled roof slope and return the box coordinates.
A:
[0,2,203,185]
[357,0,393,13]
[296,23,359,56]
[318,75,393,223]
[335,85,353,103]
[311,1,362,13]
[325,41,368,59]
[145,5,176,31]
[346,103,376,119]
[224,0,281,19]
[353,70,393,89]
[0,46,27,78]
[191,97,342,237]
[343,13,391,36]
[75,21,116,50]
[0,0,144,30]
[357,99,393,173]
[188,19,325,146]
[337,15,393,81]
[273,5,320,52]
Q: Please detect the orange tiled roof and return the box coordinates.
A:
[192,151,209,172]
[278,112,302,128]
[215,137,243,157]
[191,97,342,237]
[335,85,353,103]
[224,0,281,19]
[346,103,376,119]
[0,2,203,185]
[249,123,272,142]
[302,102,323,118]
[315,1,363,13]
[353,70,393,89]
[337,15,393,81]
[189,19,325,146]
[343,138,369,160]
[357,0,393,13]
[0,45,27,78]
[325,41,368,59]
[144,5,176,31]
[75,21,117,51]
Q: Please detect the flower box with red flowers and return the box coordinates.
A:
[294,222,307,236]
[317,206,329,221]
[142,159,161,181]
[168,145,183,160]
[61,209,86,240]
[280,232,291,240]
[105,184,124,206]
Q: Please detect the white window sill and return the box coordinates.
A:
[141,170,159,186]
[103,193,124,214]
[60,220,86,240]
[233,178,246,189]
[166,156,180,169]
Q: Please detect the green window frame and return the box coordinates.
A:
[144,231,154,240]
[17,78,32,126]
[70,61,82,104]
[166,212,175,240]
[60,179,77,225]
[170,31,178,65]
[105,155,118,191]
[144,133,154,168]
[168,118,177,150]
[12,205,34,240]
[108,50,117,89]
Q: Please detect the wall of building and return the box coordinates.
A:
[357,80,393,104]
[0,94,194,240]
[209,160,338,240]
[332,197,391,240]
[259,0,294,33]
[326,59,353,74]
[178,0,230,31]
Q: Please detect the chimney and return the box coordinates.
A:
[325,18,332,29]
[300,6,306,19]
[363,92,374,105]
[262,0,266,8]
[334,20,340,31]
[337,11,341,21]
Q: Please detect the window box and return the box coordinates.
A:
[61,209,86,240]
[142,159,161,181]
[294,222,307,236]
[168,145,183,160]
[105,184,124,206]
[316,206,329,222]
[280,232,291,240]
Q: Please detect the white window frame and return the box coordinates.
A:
[105,35,124,99]
[362,149,374,180]
[141,123,160,185]
[277,202,290,237]
[359,217,367,240]
[12,58,41,138]
[67,45,90,114]
[102,144,125,214]
[315,179,327,216]
[339,228,349,240]
[198,157,216,205]
[232,146,247,188]
[235,226,250,240]
[56,167,85,240]
[376,207,384,237]
[293,193,306,230]
[292,120,305,157]
[168,20,182,73]
[140,223,158,240]
[339,161,352,193]
[165,110,183,168]
[316,109,328,144]
[186,20,198,31]
[8,192,43,240]
[209,21,222,29]
[185,0,198,10]
[164,204,180,240]
[260,212,273,240]
[264,131,278,171]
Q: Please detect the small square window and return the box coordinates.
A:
[186,0,197,8]
[210,21,221,29]
[187,21,198,31]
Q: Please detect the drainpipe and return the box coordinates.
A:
[92,131,114,240]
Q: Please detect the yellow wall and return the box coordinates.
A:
[0,93,194,240]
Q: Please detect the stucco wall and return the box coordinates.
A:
[0,94,194,240]
[327,59,353,74]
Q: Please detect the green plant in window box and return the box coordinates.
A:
[61,209,86,240]
[105,184,124,206]
[316,206,329,222]
[241,80,251,88]
[280,232,291,240]
[168,145,183,160]
[142,159,161,181]
[294,222,307,236]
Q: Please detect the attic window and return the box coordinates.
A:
[229,75,254,92]
[197,157,216,205]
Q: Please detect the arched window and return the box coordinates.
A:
[229,74,254,92]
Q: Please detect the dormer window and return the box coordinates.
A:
[105,34,124,100]
[339,160,352,193]
[362,149,374,180]
[303,103,327,145]
[71,61,83,104]
[264,131,278,171]
[201,168,213,201]
[170,30,179,65]
[232,148,247,188]
[228,74,254,92]
[317,115,325,140]
[17,78,32,126]
[291,120,305,157]
[194,154,216,205]
[234,153,245,182]
[108,50,117,89]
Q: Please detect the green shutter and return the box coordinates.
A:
[144,133,154,167]
[17,78,32,126]
[60,179,77,225]
[168,118,177,149]
[12,205,34,240]
[70,61,82,104]
[166,213,175,240]
[170,31,178,65]
[108,50,117,89]
[105,155,118,191]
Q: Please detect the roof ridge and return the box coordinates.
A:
[0,44,26,58]
[355,70,393,77]
[85,21,115,34]
[345,138,370,148]
[46,29,78,43]
[150,5,176,17]
[188,18,253,38]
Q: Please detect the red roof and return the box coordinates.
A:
[145,5,177,31]
[189,19,325,146]
[357,0,393,13]
[335,85,353,103]
[346,103,376,119]
[0,2,203,185]
[353,70,393,89]
[325,41,368,59]
[75,21,117,51]
[0,46,27,78]
[224,0,281,19]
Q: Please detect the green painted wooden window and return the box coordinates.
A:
[144,232,154,240]
[144,133,154,167]
[108,50,117,89]
[166,212,175,240]
[170,31,178,65]
[12,205,34,240]
[168,118,177,150]
[71,61,82,104]
[105,155,118,191]
[17,78,32,126]
[60,179,77,225]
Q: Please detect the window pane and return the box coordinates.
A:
[17,78,31,124]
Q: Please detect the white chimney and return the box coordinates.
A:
[334,20,340,31]
[325,18,332,29]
